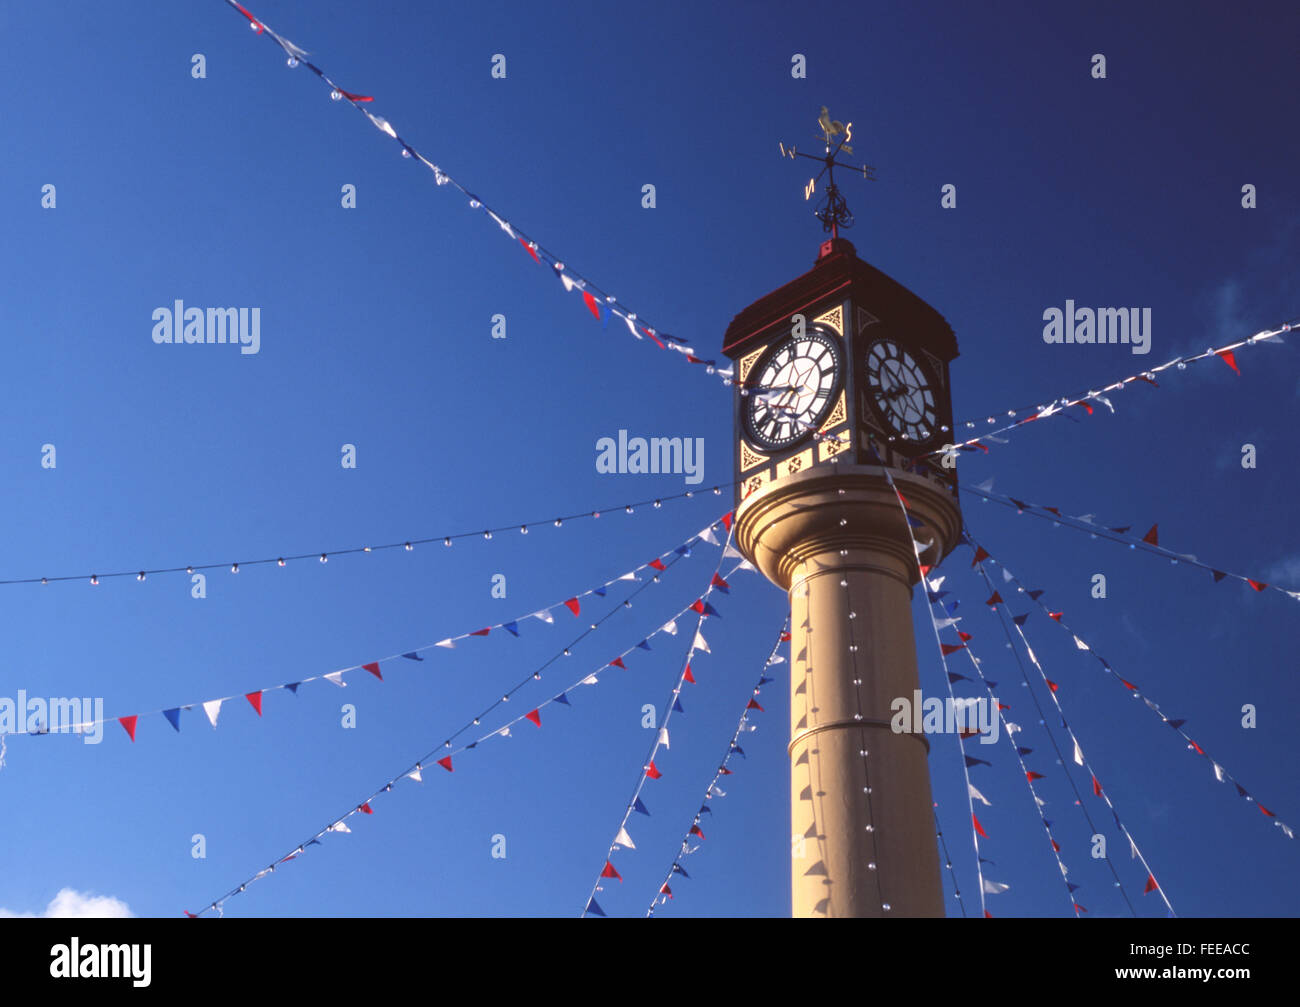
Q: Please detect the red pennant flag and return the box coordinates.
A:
[1051,838,1060,852]
[683,663,695,683]
[337,90,374,103]
[997,703,1010,711]
[719,766,733,775]
[359,802,373,814]
[1217,349,1241,374]
[1092,775,1103,796]
[231,2,263,33]
[119,715,138,742]
[984,910,994,918]
[690,599,706,614]
[1027,771,1045,782]
[721,511,734,531]
[1049,612,1063,621]
[1136,374,1159,387]
[246,691,263,716]
[746,698,764,712]
[897,489,911,507]
[609,656,626,670]
[1121,679,1138,691]
[601,860,622,882]
[971,546,990,567]
[362,662,383,681]
[958,630,973,642]
[711,573,730,591]
[1248,579,1268,592]
[957,728,981,739]
[940,643,966,656]
[919,564,932,577]
[1258,803,1276,818]
[183,910,198,918]
[780,631,792,642]
[582,290,601,320]
[525,709,541,727]
[973,814,988,838]
[986,591,1003,606]
[518,237,540,263]
[1046,679,1059,692]
[1074,902,1088,913]
[437,756,453,772]
[1044,506,1061,517]
[1080,401,1094,415]
[659,883,673,899]
[646,760,662,779]
[1188,739,1204,755]
[689,824,706,839]
[643,327,666,349]
[471,627,491,637]
[564,597,581,616]
[1143,874,1159,894]
[649,558,666,571]
[1142,524,1159,546]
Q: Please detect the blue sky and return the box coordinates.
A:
[1,0,1297,918]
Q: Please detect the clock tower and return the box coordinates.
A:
[724,235,963,917]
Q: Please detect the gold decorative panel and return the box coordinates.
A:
[818,390,846,433]
[818,435,849,463]
[813,305,843,337]
[780,447,814,479]
[739,439,768,472]
[742,469,770,499]
[738,344,767,385]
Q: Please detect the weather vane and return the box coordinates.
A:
[779,106,875,238]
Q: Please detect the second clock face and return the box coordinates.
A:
[865,338,939,445]
[744,329,842,451]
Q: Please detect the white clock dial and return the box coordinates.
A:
[865,339,939,444]
[744,329,841,451]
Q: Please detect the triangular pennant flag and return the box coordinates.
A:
[246,691,263,716]
[324,671,347,687]
[359,802,374,815]
[408,767,423,783]
[563,598,580,617]
[948,672,969,683]
[1027,771,1045,782]
[746,698,764,712]
[973,814,989,838]
[582,290,601,320]
[689,824,706,840]
[940,643,966,656]
[553,693,571,706]
[658,727,670,748]
[971,546,990,567]
[646,761,662,779]
[532,610,554,625]
[525,709,541,727]
[985,592,1003,605]
[437,756,453,772]
[470,627,491,637]
[585,898,606,917]
[285,682,301,693]
[362,662,383,681]
[1027,589,1045,600]
[502,622,519,637]
[1049,611,1064,622]
[672,697,684,714]
[435,638,457,649]
[1212,762,1226,782]
[982,880,1010,894]
[633,797,650,816]
[614,827,636,849]
[119,716,138,742]
[711,573,730,593]
[662,619,678,636]
[1073,635,1089,650]
[163,708,182,733]
[1212,570,1227,583]
[600,860,622,882]
[659,884,673,900]
[698,526,719,546]
[1217,349,1241,374]
[694,631,710,653]
[1092,775,1103,796]
[1073,739,1084,766]
[965,755,992,768]
[1247,579,1268,592]
[969,783,991,806]
[636,639,652,651]
[203,699,222,728]
[609,656,626,670]
[1012,613,1030,626]
[1143,874,1159,894]
[649,558,666,571]
[721,511,734,531]
[1045,680,1059,692]
[1142,524,1159,546]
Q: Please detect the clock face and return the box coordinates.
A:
[865,338,939,445]
[744,328,842,451]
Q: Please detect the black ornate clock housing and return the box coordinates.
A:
[722,237,960,506]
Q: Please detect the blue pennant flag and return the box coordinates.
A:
[906,515,924,527]
[702,602,721,618]
[594,586,607,597]
[1168,718,1185,729]
[553,693,571,706]
[672,864,690,878]
[948,672,968,683]
[1013,613,1030,626]
[759,675,774,685]
[965,755,992,768]
[633,797,650,816]
[306,838,322,848]
[1044,819,1053,828]
[928,590,950,603]
[1027,589,1044,600]
[731,744,745,758]
[1016,746,1033,756]
[944,601,959,615]
[637,639,652,651]
[672,697,685,714]
[467,742,478,750]
[285,683,301,694]
[401,652,425,661]
[1067,882,1080,892]
[163,708,182,733]
[1235,783,1248,798]
[979,856,997,866]
[586,898,606,918]
[699,805,712,815]
[675,544,692,557]
[985,679,998,688]
[502,623,519,638]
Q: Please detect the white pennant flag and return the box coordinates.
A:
[622,313,642,340]
[1212,762,1226,783]
[662,619,678,636]
[486,209,515,239]
[497,726,511,738]
[694,631,710,654]
[1006,722,1022,735]
[1073,738,1084,766]
[982,879,1010,895]
[1077,513,1095,524]
[658,727,670,749]
[328,821,351,834]
[1130,835,1139,859]
[1278,822,1295,839]
[435,638,457,649]
[737,558,756,573]
[532,610,554,625]
[973,477,995,493]
[698,526,719,546]
[1096,395,1115,413]
[1002,567,1014,583]
[723,542,744,560]
[581,674,599,686]
[324,671,347,687]
[618,571,638,582]
[614,826,636,850]
[1074,635,1089,651]
[203,699,223,728]
[559,272,580,293]
[927,575,946,592]
[1034,796,1046,808]
[969,783,992,806]
[365,112,397,138]
[933,616,961,629]
[408,767,423,783]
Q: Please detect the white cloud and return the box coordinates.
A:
[0,887,133,919]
